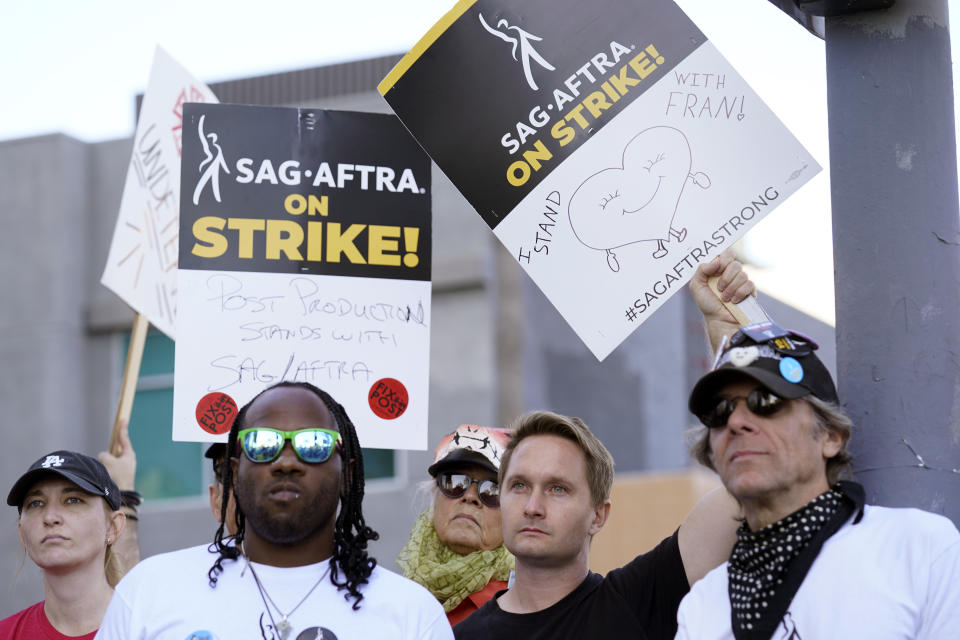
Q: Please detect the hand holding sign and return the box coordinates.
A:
[99,419,137,492]
[689,250,767,350]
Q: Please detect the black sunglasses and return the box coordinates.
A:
[437,472,500,508]
[699,388,787,429]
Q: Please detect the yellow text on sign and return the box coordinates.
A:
[190,193,420,267]
[507,44,666,188]
[192,218,420,267]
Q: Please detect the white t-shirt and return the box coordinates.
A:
[675,504,960,640]
[95,544,453,640]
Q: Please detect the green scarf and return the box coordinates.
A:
[397,510,514,612]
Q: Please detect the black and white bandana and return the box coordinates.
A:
[727,483,865,640]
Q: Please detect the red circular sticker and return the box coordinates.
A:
[368,378,409,420]
[195,392,238,435]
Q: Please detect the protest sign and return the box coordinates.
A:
[173,104,432,449]
[101,46,218,338]
[380,0,820,360]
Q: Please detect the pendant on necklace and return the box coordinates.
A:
[276,617,292,640]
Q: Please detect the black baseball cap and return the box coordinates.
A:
[427,425,512,477]
[7,450,121,511]
[689,322,839,419]
[204,442,227,460]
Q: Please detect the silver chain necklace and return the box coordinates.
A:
[242,547,332,640]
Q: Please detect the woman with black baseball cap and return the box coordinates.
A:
[1,450,126,639]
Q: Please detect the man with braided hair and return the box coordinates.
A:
[96,381,452,640]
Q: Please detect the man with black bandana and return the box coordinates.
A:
[677,323,960,639]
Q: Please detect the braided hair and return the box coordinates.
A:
[207,381,379,609]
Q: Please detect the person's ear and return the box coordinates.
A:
[107,508,126,545]
[209,484,223,523]
[821,429,844,460]
[588,500,611,537]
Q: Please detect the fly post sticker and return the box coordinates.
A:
[194,392,238,435]
[368,378,409,420]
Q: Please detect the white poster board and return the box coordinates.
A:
[173,104,432,449]
[381,0,820,360]
[101,46,218,338]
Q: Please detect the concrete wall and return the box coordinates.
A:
[589,469,722,575]
[0,134,106,608]
[511,273,696,473]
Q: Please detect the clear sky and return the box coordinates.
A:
[2,0,956,326]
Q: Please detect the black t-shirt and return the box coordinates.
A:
[453,530,688,640]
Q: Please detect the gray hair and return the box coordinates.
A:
[688,395,853,486]
[415,479,437,515]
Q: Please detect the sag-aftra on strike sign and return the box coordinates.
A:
[381,0,819,360]
[173,104,432,449]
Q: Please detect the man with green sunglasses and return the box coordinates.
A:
[97,381,452,640]
[237,426,342,465]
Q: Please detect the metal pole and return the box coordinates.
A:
[825,0,960,522]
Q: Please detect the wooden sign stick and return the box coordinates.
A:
[109,311,150,455]
[706,276,770,327]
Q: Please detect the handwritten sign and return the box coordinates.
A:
[380,0,819,360]
[101,47,218,338]
[172,104,432,449]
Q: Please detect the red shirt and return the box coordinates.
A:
[0,601,97,640]
[448,579,509,627]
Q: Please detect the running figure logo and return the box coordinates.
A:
[478,13,555,91]
[192,114,230,205]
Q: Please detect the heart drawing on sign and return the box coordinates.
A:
[567,126,710,272]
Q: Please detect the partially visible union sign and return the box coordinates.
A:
[101,46,218,338]
[381,0,819,360]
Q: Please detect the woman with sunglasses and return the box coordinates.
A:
[398,425,514,626]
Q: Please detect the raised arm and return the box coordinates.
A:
[677,486,740,585]
[689,249,755,352]
[678,251,754,584]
